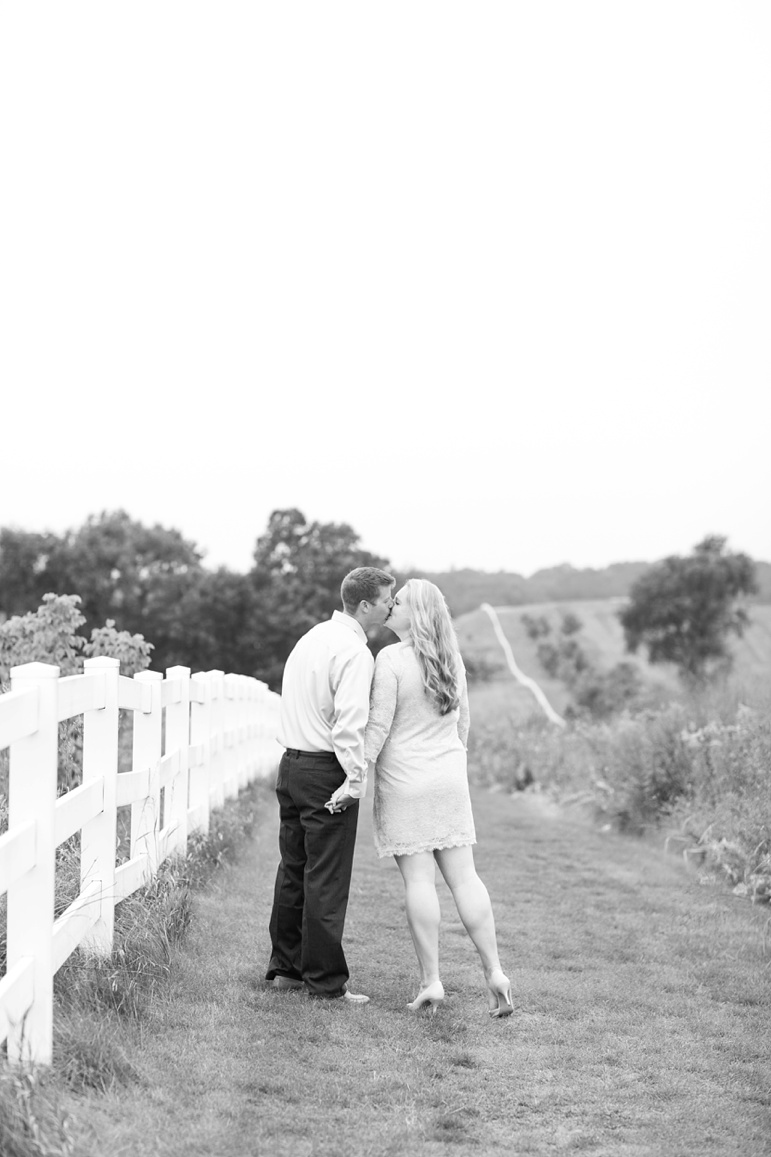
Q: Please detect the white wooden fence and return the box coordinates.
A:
[0,657,282,1066]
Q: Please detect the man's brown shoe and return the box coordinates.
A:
[335,990,370,1004]
[271,976,304,991]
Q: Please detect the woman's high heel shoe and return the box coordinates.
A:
[407,980,445,1014]
[487,970,513,1018]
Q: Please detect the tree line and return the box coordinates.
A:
[0,509,399,690]
[0,511,763,691]
[421,558,771,616]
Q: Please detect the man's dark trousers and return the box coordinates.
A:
[266,749,360,998]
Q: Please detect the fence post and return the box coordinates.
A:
[260,683,281,778]
[255,681,265,777]
[254,681,266,777]
[224,673,239,800]
[130,670,163,877]
[6,662,59,1065]
[208,671,225,810]
[165,666,191,856]
[236,675,249,791]
[244,677,258,784]
[189,671,211,837]
[80,656,120,955]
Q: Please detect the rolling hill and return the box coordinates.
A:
[418,559,771,616]
[455,597,771,723]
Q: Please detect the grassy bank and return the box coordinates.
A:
[0,782,264,1157]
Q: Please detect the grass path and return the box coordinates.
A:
[69,782,771,1157]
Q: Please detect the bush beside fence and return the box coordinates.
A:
[0,657,282,1067]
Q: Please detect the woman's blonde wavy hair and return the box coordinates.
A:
[403,579,461,715]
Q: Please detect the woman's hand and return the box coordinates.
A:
[325,789,356,813]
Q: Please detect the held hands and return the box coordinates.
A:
[325,788,356,814]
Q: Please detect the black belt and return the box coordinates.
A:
[284,748,337,760]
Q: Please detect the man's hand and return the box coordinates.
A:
[325,788,356,813]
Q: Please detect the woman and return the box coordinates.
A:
[363,578,512,1017]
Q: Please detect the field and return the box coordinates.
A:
[457,596,771,903]
[50,781,771,1157]
[456,597,771,725]
[3,601,770,1156]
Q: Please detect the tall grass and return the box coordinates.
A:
[468,680,771,902]
[0,1066,73,1157]
[0,784,262,1156]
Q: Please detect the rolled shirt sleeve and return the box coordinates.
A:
[329,645,374,798]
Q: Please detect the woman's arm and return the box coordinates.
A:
[457,662,470,749]
[364,648,399,764]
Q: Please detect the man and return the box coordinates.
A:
[265,566,395,1002]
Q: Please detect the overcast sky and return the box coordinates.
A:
[1,2,769,577]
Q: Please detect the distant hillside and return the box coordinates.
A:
[455,598,771,721]
[416,559,771,617]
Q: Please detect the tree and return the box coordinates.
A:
[0,528,61,617]
[0,509,395,686]
[49,510,204,631]
[248,509,393,688]
[157,567,258,676]
[619,536,758,683]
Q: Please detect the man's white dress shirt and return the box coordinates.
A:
[277,611,374,799]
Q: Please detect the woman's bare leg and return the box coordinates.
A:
[434,845,502,979]
[395,851,441,987]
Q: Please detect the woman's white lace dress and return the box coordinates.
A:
[364,642,476,858]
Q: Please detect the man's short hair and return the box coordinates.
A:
[341,566,395,612]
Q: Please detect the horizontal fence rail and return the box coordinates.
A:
[0,658,282,1066]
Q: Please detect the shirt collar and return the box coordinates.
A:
[332,609,368,644]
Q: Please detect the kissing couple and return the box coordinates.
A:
[264,566,512,1017]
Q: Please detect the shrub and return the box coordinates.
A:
[0,594,154,801]
[468,714,579,795]
[521,611,650,721]
[83,621,153,677]
[582,707,695,831]
[568,661,645,721]
[0,595,87,683]
[469,684,771,896]
[461,655,501,683]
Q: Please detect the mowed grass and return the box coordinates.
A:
[63,780,771,1157]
